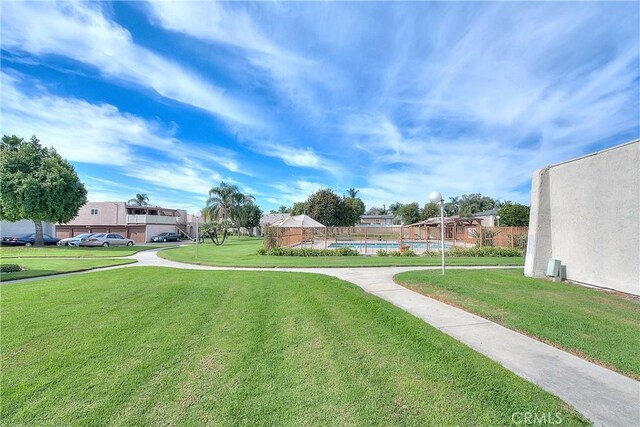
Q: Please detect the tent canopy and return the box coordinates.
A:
[270,214,326,228]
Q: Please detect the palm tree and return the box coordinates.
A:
[203,182,239,222]
[203,182,255,239]
[346,188,359,198]
[128,193,149,206]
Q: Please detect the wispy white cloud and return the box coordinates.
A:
[1,72,175,166]
[146,1,342,117]
[1,72,237,204]
[267,180,327,206]
[0,1,261,127]
[2,1,637,212]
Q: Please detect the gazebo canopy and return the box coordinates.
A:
[270,214,326,228]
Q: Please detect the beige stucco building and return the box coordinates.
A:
[525,140,639,295]
[57,202,193,243]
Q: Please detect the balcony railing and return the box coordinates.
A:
[126,214,182,225]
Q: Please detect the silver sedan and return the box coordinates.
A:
[79,233,134,247]
[59,233,95,246]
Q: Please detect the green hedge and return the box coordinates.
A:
[1,264,23,273]
[259,247,360,257]
[377,248,417,257]
[447,246,522,257]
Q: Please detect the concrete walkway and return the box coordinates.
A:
[6,249,639,426]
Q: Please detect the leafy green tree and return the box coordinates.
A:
[238,203,262,236]
[344,196,366,226]
[458,193,498,217]
[0,135,87,246]
[421,202,440,220]
[277,205,290,214]
[291,202,307,215]
[387,202,404,216]
[366,206,385,215]
[128,193,149,206]
[498,203,530,226]
[305,188,350,226]
[397,202,421,225]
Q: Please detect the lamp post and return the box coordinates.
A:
[194,211,200,259]
[429,191,445,275]
[496,215,501,227]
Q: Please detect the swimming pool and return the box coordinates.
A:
[328,241,449,251]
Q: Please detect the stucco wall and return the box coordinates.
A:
[65,202,126,225]
[1,220,56,237]
[525,140,640,295]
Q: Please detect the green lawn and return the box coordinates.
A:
[2,268,587,426]
[159,238,525,267]
[395,269,640,379]
[0,258,136,282]
[0,244,173,258]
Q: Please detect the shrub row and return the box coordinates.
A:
[1,264,23,273]
[258,247,360,257]
[377,248,417,257]
[375,247,522,258]
[447,246,522,257]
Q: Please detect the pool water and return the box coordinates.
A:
[328,242,448,251]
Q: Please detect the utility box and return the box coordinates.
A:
[546,259,561,277]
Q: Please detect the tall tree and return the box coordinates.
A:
[0,135,87,246]
[230,192,256,239]
[203,182,241,222]
[128,193,149,206]
[346,188,359,198]
[421,202,440,220]
[237,203,262,236]
[305,188,350,226]
[291,202,307,215]
[458,193,498,217]
[497,203,530,226]
[344,196,366,226]
[387,202,404,216]
[397,202,422,225]
[366,206,385,215]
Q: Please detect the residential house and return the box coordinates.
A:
[359,214,395,226]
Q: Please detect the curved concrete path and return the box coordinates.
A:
[6,249,639,426]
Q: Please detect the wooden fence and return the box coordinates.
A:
[265,225,528,252]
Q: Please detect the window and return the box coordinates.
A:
[90,208,99,215]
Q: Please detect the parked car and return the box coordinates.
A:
[150,232,180,242]
[78,233,134,247]
[58,233,94,246]
[1,233,60,246]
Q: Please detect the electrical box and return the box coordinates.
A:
[546,259,561,277]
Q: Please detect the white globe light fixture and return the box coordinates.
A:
[496,215,501,227]
[428,191,445,275]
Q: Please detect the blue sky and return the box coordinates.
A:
[1,1,639,213]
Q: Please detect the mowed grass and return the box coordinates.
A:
[0,258,136,281]
[2,268,587,426]
[0,244,173,258]
[159,238,525,267]
[395,269,640,379]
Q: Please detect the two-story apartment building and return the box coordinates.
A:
[56,202,192,243]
